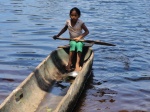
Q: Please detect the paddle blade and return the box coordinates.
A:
[94,41,116,46]
[84,40,116,46]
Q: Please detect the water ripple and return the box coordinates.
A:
[0,0,150,111]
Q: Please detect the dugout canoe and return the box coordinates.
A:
[0,44,94,112]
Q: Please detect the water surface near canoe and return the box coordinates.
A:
[0,0,150,111]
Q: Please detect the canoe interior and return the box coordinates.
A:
[0,46,93,112]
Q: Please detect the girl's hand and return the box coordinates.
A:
[73,36,82,41]
[53,35,58,40]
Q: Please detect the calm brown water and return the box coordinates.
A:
[0,0,150,112]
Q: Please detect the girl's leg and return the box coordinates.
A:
[75,42,83,71]
[66,40,76,71]
[75,51,81,71]
[66,51,74,71]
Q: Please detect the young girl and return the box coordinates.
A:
[53,7,89,72]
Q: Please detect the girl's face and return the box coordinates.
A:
[70,10,79,22]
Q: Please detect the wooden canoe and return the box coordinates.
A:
[0,44,94,112]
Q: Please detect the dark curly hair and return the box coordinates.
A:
[70,7,81,17]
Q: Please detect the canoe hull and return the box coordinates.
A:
[0,46,94,112]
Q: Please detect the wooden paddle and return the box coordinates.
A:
[53,36,116,46]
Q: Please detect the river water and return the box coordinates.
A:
[0,0,150,112]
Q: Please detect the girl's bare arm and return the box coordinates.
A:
[56,25,68,37]
[74,23,89,41]
[53,25,68,39]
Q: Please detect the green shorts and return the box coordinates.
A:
[69,40,84,52]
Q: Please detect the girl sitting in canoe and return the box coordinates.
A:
[53,7,89,72]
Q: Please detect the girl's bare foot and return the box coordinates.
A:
[66,64,74,72]
[66,64,71,71]
[75,66,82,71]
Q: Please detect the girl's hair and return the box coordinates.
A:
[70,7,81,17]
